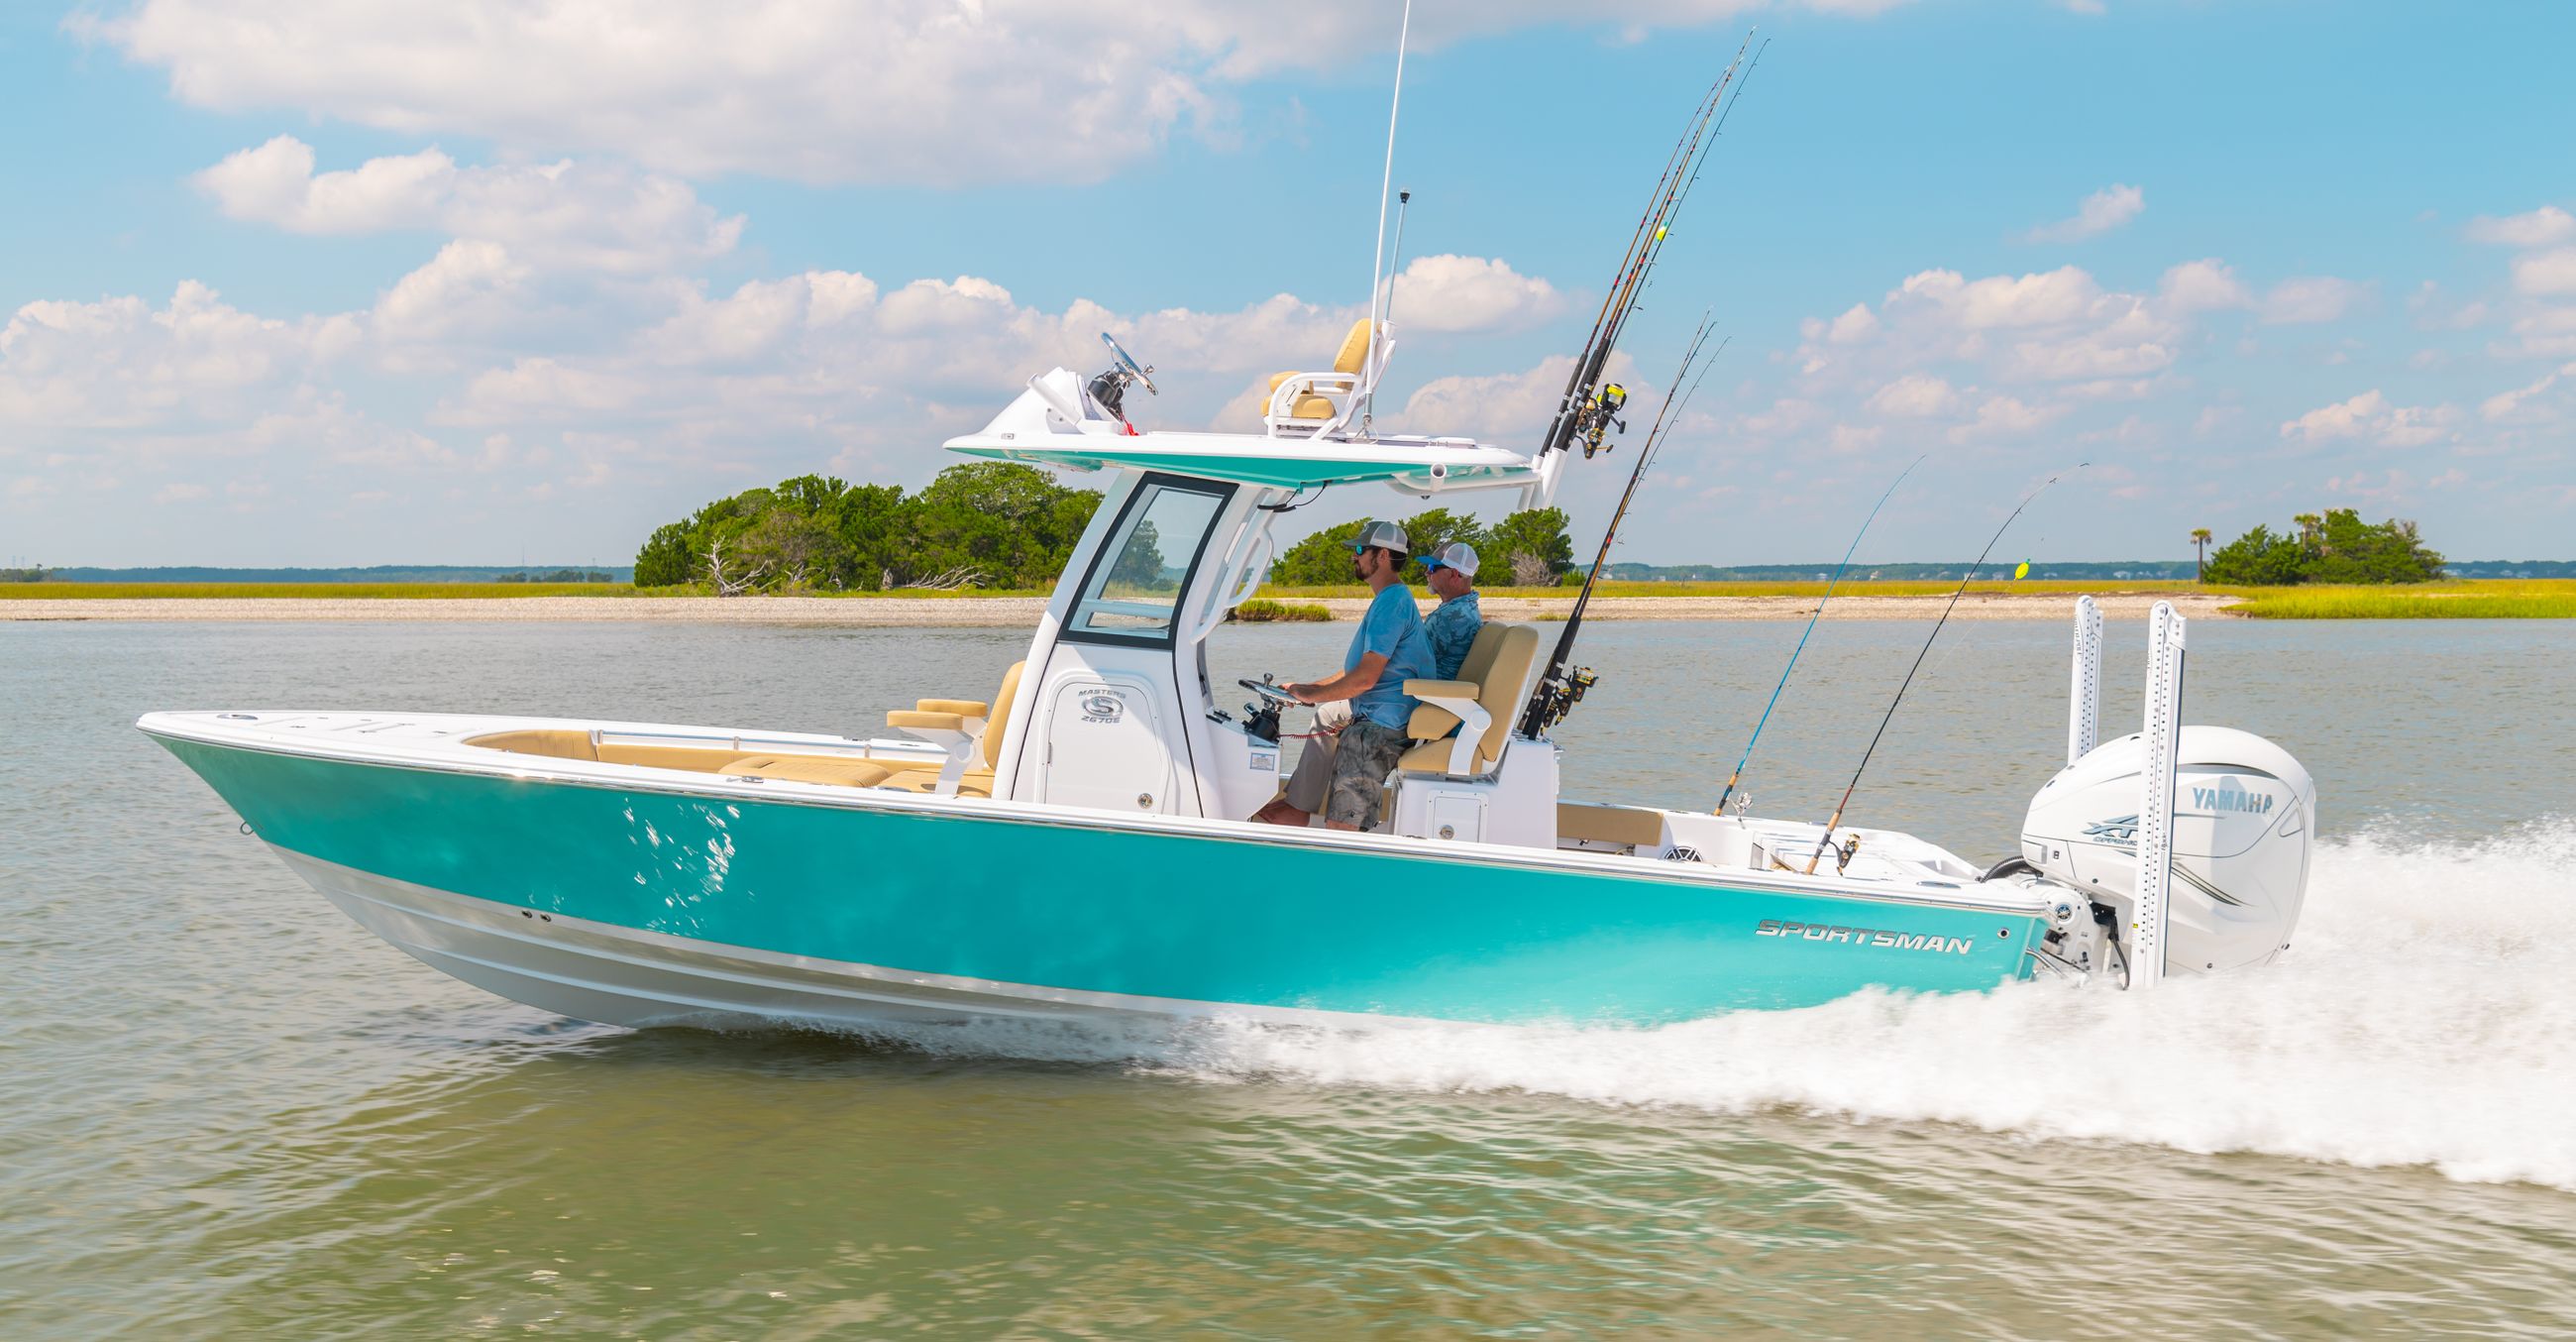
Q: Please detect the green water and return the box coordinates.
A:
[6,618,2574,1337]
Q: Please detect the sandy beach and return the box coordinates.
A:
[2,592,2242,624]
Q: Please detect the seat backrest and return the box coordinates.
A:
[1462,624,1538,769]
[981,660,1026,768]
[1331,318,1374,376]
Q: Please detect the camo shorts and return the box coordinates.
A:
[1323,719,1411,831]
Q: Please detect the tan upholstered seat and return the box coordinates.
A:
[465,728,893,781]
[725,755,894,788]
[1396,623,1539,777]
[1267,318,1375,420]
[1557,802,1667,851]
[875,660,1024,796]
[466,728,598,761]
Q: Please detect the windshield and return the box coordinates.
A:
[1063,478,1231,646]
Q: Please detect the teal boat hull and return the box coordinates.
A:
[158,735,2043,1029]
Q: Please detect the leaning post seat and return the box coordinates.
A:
[870,660,1026,797]
[1396,623,1540,778]
[1262,318,1383,434]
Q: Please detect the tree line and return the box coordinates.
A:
[633,464,1103,592]
[631,466,1579,594]
[2199,508,2445,586]
[1263,506,1578,587]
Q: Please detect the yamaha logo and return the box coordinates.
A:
[2192,778,2276,815]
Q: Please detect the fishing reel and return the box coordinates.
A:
[1087,332,1157,423]
[1575,384,1628,458]
[1527,666,1600,732]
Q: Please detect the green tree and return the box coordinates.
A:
[1400,506,1484,578]
[1484,507,1575,586]
[2200,509,2443,586]
[906,463,1101,588]
[1105,520,1170,592]
[828,484,910,590]
[739,508,846,591]
[2307,508,2444,584]
[1267,517,1373,587]
[2201,525,2308,586]
[2190,527,2212,580]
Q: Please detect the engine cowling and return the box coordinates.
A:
[2021,726,2316,978]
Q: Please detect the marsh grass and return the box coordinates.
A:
[0,582,646,600]
[1229,599,1333,622]
[0,582,1066,600]
[2227,580,2576,619]
[1257,578,2209,600]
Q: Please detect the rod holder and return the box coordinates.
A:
[2131,600,2187,989]
[2068,595,2103,765]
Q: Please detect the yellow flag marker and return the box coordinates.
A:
[2013,560,2031,581]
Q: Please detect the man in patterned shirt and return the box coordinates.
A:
[1422,541,1483,681]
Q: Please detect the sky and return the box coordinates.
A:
[2,0,2571,570]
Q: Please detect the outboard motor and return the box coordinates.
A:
[2021,726,2316,979]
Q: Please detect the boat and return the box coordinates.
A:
[140,319,2319,1032]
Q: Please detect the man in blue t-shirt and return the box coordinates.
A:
[1251,519,1435,831]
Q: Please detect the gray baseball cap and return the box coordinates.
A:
[1424,541,1479,578]
[1348,519,1409,553]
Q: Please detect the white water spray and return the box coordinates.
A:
[873,823,2576,1190]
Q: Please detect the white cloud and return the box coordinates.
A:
[2159,258,2252,314]
[1824,303,1878,343]
[2480,365,2571,424]
[2259,276,2370,325]
[1395,351,1639,446]
[89,0,1903,188]
[2277,390,2457,448]
[2511,248,2576,298]
[2465,206,2576,249]
[1948,394,2063,443]
[195,137,742,273]
[2022,183,2143,244]
[1864,373,1959,417]
[1380,255,1562,333]
[0,281,356,437]
[1896,266,2103,328]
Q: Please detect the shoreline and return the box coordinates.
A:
[3,592,2246,624]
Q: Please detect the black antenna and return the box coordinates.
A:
[1800,465,2086,874]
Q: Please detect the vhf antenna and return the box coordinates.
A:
[1360,0,1413,435]
[1368,189,1412,436]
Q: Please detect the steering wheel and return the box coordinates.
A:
[1100,332,1157,395]
[1238,677,1300,708]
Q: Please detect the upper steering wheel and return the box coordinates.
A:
[1238,677,1300,708]
[1100,332,1157,395]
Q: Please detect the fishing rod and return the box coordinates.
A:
[1713,453,1925,817]
[1518,319,1725,736]
[1800,465,2084,875]
[1536,35,1764,464]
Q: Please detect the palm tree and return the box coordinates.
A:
[2293,512,2322,549]
[2191,527,2212,581]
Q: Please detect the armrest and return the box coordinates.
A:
[913,699,990,718]
[1401,681,1490,776]
[887,710,967,731]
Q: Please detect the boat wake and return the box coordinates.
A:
[869,820,2576,1190]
